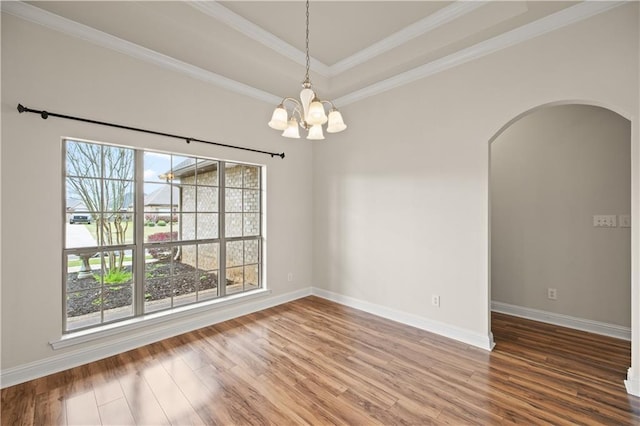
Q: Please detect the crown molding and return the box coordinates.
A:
[334,0,627,107]
[2,0,628,109]
[328,1,486,76]
[0,1,281,105]
[189,1,332,78]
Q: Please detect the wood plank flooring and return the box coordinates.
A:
[2,296,640,425]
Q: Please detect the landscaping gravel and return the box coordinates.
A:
[66,260,218,316]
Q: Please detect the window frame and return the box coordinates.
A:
[62,138,265,334]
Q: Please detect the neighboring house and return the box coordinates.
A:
[143,185,179,220]
[65,197,88,223]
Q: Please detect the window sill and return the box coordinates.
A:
[50,288,271,350]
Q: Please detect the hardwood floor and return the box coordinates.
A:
[2,296,639,425]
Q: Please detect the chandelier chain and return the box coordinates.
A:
[304,0,310,85]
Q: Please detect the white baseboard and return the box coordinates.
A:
[626,368,640,397]
[1,287,312,389]
[312,287,495,351]
[491,301,631,341]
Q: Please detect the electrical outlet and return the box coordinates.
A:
[547,288,557,300]
[287,273,293,282]
[431,295,440,307]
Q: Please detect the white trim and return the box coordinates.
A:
[312,287,495,351]
[626,368,640,396]
[52,288,270,350]
[492,301,632,341]
[329,1,485,76]
[0,1,281,105]
[334,0,627,106]
[0,287,311,389]
[188,1,331,77]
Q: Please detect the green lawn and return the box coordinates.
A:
[83,221,177,243]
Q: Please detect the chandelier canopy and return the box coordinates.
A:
[268,0,347,140]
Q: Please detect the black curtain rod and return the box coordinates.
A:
[16,103,285,159]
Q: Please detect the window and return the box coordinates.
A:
[63,139,263,332]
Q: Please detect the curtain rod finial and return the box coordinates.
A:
[17,104,25,113]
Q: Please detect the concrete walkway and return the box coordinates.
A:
[66,223,97,248]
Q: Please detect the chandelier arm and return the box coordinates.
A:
[319,100,339,111]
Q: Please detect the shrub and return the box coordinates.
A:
[146,221,156,227]
[147,231,178,259]
[94,269,132,284]
[157,220,167,226]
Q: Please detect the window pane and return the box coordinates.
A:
[225,188,242,212]
[181,186,196,212]
[144,183,177,224]
[145,278,172,313]
[146,239,177,261]
[66,177,101,212]
[243,214,260,236]
[197,213,218,239]
[244,166,260,189]
[243,189,260,212]
[66,291,102,330]
[226,267,243,295]
[226,241,243,268]
[244,240,259,264]
[171,155,196,186]
[103,282,134,322]
[101,213,134,246]
[198,243,219,271]
[198,272,219,300]
[104,179,133,212]
[66,253,101,293]
[144,152,171,183]
[66,221,99,249]
[225,163,243,188]
[177,213,195,241]
[104,146,134,180]
[197,187,218,212]
[244,264,259,290]
[225,213,242,237]
[66,141,102,178]
[196,159,218,186]
[173,244,198,306]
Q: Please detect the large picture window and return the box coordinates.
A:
[63,139,263,332]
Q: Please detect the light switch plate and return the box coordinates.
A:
[593,215,617,227]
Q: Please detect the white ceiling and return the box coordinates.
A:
[8,1,624,106]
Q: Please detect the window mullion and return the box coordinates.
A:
[134,149,145,315]
[219,162,226,298]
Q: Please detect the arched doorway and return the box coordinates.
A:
[488,101,634,391]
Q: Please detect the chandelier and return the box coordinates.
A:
[268,0,347,140]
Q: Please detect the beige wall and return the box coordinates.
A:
[491,105,631,326]
[313,4,638,342]
[1,13,313,370]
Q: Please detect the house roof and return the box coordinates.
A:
[170,159,218,179]
[144,185,179,207]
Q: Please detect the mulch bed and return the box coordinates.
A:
[66,259,218,316]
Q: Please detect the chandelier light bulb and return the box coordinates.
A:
[307,100,328,125]
[282,118,301,139]
[307,124,325,140]
[268,105,288,130]
[327,110,347,133]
